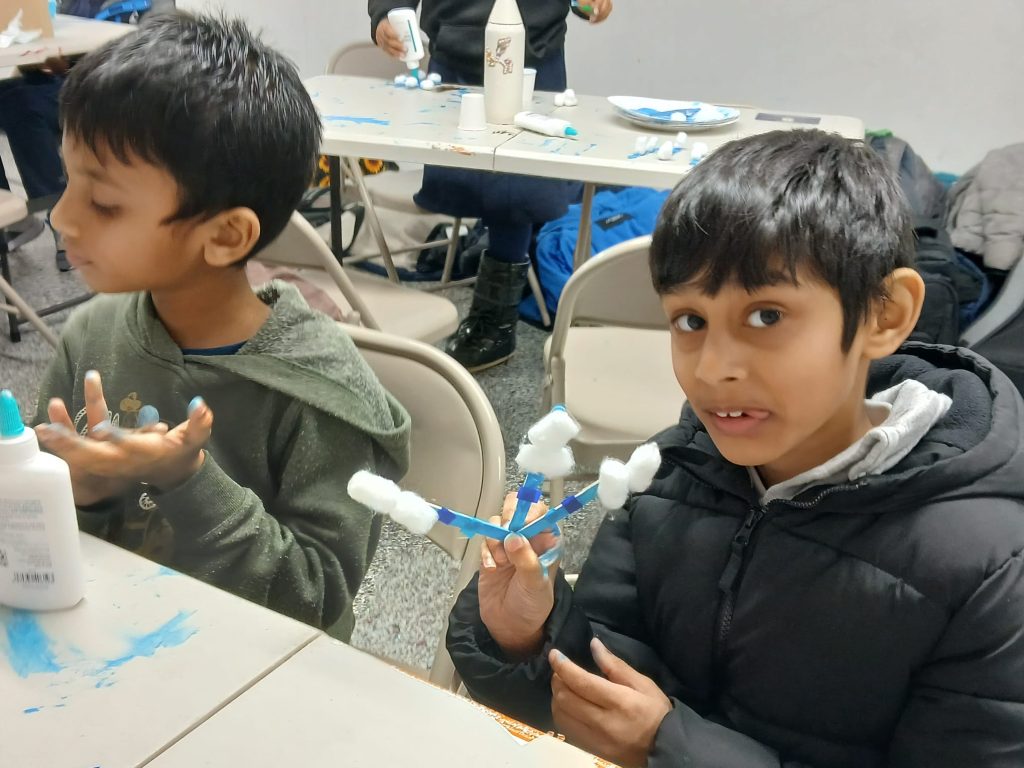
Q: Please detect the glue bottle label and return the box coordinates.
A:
[0,499,56,589]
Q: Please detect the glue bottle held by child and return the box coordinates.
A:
[0,390,84,610]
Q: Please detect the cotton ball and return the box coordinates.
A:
[348,470,401,514]
[670,112,685,122]
[404,75,419,88]
[674,131,688,147]
[645,135,659,152]
[690,141,709,163]
[634,136,649,154]
[563,88,578,107]
[394,73,406,85]
[390,490,439,535]
[597,458,630,509]
[695,104,721,121]
[657,141,674,161]
[516,443,575,477]
[419,79,435,90]
[428,72,442,84]
[527,407,580,447]
[625,442,661,492]
[553,92,566,107]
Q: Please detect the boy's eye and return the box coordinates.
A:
[91,201,120,217]
[748,309,782,328]
[674,313,706,333]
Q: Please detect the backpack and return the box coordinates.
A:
[521,186,669,323]
[909,219,970,345]
[867,135,990,345]
[60,0,173,23]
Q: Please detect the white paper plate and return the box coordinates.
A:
[608,96,740,131]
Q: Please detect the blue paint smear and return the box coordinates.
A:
[323,115,390,126]
[100,612,197,672]
[3,611,63,678]
[23,706,42,714]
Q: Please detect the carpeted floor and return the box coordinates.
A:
[1,146,605,672]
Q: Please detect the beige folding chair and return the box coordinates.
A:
[0,191,59,348]
[344,323,505,690]
[323,43,552,324]
[257,212,458,344]
[543,235,684,497]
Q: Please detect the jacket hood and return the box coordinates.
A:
[126,281,410,467]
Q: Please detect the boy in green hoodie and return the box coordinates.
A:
[31,12,411,640]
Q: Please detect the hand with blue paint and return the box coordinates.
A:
[34,370,165,506]
[478,491,560,660]
[36,370,213,504]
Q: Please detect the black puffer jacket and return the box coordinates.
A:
[368,0,570,80]
[448,345,1024,767]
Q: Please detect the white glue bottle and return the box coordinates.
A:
[514,111,578,138]
[483,0,525,124]
[0,390,84,610]
[386,8,425,79]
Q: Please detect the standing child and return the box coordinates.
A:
[447,130,1024,767]
[34,12,411,640]
[368,0,612,371]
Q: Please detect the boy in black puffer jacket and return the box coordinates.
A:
[447,129,1024,767]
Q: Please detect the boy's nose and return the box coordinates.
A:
[48,193,75,240]
[694,331,746,384]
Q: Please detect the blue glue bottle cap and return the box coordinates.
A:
[565,126,578,136]
[0,389,26,439]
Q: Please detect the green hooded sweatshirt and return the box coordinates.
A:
[35,281,410,639]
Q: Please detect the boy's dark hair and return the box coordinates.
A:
[61,11,322,258]
[649,130,914,350]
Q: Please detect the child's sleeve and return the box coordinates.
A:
[448,507,804,767]
[885,547,1024,767]
[149,402,400,637]
[447,503,683,729]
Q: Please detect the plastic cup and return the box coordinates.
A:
[522,67,537,110]
[459,93,487,131]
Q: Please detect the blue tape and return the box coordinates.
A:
[561,495,583,514]
[517,486,543,504]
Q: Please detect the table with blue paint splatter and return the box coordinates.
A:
[1,534,318,768]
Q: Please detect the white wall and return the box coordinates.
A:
[181,0,1022,173]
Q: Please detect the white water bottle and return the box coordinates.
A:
[0,390,84,610]
[483,0,526,124]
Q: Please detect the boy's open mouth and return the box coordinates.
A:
[702,407,771,436]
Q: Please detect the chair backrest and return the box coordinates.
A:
[344,324,505,558]
[326,41,427,78]
[258,212,382,330]
[257,213,460,344]
[0,190,28,229]
[548,235,665,358]
[343,324,504,689]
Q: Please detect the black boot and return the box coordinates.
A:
[445,252,529,372]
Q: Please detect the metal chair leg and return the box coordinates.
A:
[0,238,20,343]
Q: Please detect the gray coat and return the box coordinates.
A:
[948,143,1024,270]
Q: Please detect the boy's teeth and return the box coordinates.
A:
[714,411,746,418]
[728,411,743,418]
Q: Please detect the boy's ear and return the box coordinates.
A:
[201,208,261,268]
[862,268,926,359]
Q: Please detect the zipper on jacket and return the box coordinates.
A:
[710,482,861,668]
[713,505,766,665]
